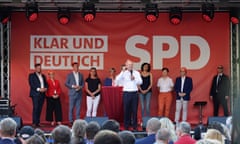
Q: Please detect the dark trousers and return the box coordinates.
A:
[32,93,45,125]
[213,94,229,116]
[46,97,62,122]
[123,91,138,129]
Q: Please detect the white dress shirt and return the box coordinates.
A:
[115,70,142,92]
[36,72,44,89]
[157,76,174,92]
[73,71,79,86]
[181,76,186,92]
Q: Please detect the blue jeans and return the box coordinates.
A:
[139,92,152,117]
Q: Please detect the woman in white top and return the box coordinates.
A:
[157,67,174,117]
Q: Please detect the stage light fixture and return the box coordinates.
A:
[58,8,71,25]
[26,3,38,22]
[202,3,215,22]
[145,3,159,22]
[230,8,239,24]
[0,7,11,24]
[169,7,182,25]
[82,2,96,22]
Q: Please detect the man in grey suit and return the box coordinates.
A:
[65,62,84,124]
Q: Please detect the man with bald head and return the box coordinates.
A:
[174,67,193,124]
[116,59,142,131]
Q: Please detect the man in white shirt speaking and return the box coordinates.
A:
[116,59,142,131]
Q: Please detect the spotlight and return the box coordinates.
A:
[202,3,214,22]
[58,8,71,25]
[0,7,11,24]
[169,7,182,25]
[82,2,96,22]
[26,3,38,22]
[145,3,158,22]
[230,8,239,24]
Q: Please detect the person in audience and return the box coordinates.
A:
[157,67,174,117]
[85,67,102,117]
[34,128,47,143]
[85,121,101,144]
[28,63,48,127]
[155,128,171,144]
[175,121,196,144]
[210,65,230,116]
[208,121,231,143]
[65,62,84,124]
[115,59,142,131]
[174,67,193,124]
[204,129,223,143]
[135,117,161,144]
[0,118,18,144]
[26,134,45,144]
[226,116,232,138]
[94,130,122,144]
[19,126,35,140]
[101,119,120,133]
[52,125,72,144]
[138,63,153,118]
[118,130,135,144]
[104,68,117,86]
[46,70,62,126]
[159,117,177,142]
[196,139,222,144]
[71,119,88,144]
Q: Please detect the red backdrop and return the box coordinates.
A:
[10,12,230,125]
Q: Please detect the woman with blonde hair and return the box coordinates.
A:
[204,129,223,143]
[159,117,177,142]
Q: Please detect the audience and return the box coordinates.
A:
[26,134,45,144]
[155,128,171,144]
[34,128,47,143]
[175,121,196,144]
[204,129,223,143]
[135,117,161,144]
[85,121,101,144]
[118,130,135,144]
[101,119,120,133]
[159,117,177,142]
[94,130,122,144]
[71,119,88,144]
[51,125,72,144]
[19,126,35,140]
[0,117,17,144]
[0,115,233,144]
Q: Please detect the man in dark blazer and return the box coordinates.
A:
[174,67,193,124]
[65,62,84,124]
[210,65,229,116]
[28,63,48,127]
[135,117,161,144]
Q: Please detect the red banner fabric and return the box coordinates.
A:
[10,12,230,125]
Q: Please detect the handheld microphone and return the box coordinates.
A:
[130,70,133,75]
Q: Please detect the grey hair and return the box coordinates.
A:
[72,119,88,138]
[178,121,191,134]
[0,117,17,136]
[146,117,161,133]
[156,128,171,141]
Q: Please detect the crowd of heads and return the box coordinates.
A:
[0,116,232,144]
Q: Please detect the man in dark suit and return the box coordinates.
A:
[0,118,17,144]
[210,65,230,116]
[135,117,161,144]
[174,67,193,124]
[28,63,48,127]
[65,62,84,124]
